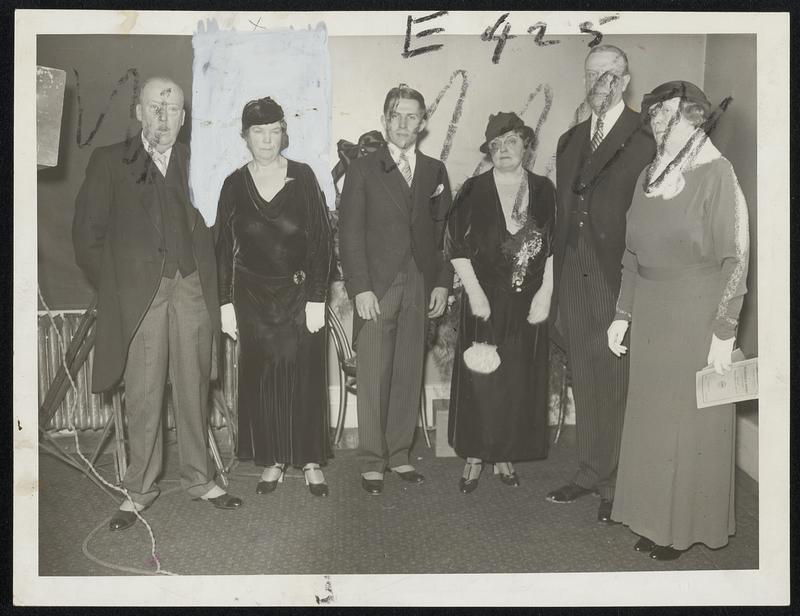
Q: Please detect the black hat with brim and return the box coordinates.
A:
[641,81,711,123]
[480,111,535,154]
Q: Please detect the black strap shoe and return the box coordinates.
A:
[459,460,482,494]
[256,464,285,494]
[304,464,329,497]
[495,462,520,487]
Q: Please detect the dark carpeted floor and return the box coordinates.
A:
[38,426,758,576]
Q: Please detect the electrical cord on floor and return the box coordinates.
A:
[81,485,182,575]
[39,287,176,576]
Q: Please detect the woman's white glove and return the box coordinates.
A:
[707,333,735,375]
[527,291,551,325]
[221,303,238,341]
[607,319,629,357]
[452,258,490,321]
[305,301,326,333]
[466,287,491,321]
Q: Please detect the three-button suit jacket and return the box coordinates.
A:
[551,106,656,318]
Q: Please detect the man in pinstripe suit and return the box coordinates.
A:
[549,46,656,522]
[339,85,453,495]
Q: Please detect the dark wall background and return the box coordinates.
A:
[37,35,193,310]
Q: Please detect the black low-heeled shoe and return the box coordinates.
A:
[495,463,520,487]
[634,536,656,552]
[650,545,683,561]
[303,465,329,497]
[256,465,285,494]
[459,460,483,494]
[499,473,520,487]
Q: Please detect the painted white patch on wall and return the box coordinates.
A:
[190,22,333,226]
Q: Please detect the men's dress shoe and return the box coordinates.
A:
[546,483,595,503]
[634,537,657,553]
[393,469,425,483]
[361,477,384,495]
[109,510,138,532]
[597,499,615,523]
[650,545,682,561]
[203,493,243,510]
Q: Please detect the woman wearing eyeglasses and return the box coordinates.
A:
[444,112,555,493]
[607,82,750,560]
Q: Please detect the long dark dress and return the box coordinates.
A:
[444,169,556,462]
[610,154,749,549]
[215,160,332,467]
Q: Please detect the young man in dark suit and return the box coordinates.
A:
[549,46,656,522]
[339,85,453,495]
[73,76,242,531]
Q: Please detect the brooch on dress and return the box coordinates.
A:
[292,270,306,285]
[501,225,544,292]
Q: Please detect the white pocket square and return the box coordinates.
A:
[430,183,445,198]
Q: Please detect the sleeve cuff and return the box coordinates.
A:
[344,276,372,298]
[306,285,328,303]
[436,267,454,291]
[614,310,632,322]
[712,316,738,340]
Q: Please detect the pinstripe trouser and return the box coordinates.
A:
[559,235,629,500]
[355,258,426,475]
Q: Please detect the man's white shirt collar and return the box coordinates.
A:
[141,132,173,175]
[590,99,626,139]
[387,142,417,176]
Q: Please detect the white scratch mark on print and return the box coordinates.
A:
[190,22,333,226]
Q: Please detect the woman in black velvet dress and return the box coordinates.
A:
[445,112,555,494]
[215,97,333,497]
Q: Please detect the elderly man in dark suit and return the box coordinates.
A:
[73,76,242,532]
[549,46,656,522]
[339,85,453,495]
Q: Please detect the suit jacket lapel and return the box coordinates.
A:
[410,153,435,224]
[123,133,162,237]
[577,107,640,190]
[170,145,199,232]
[375,146,412,216]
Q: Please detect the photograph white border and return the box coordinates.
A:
[14,9,790,606]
